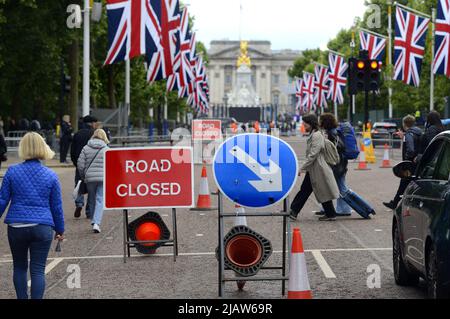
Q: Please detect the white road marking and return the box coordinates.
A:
[375,229,383,232]
[27,258,64,288]
[196,234,204,237]
[0,248,393,264]
[311,250,337,279]
[329,230,337,233]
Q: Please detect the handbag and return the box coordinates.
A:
[74,147,103,197]
[323,133,340,166]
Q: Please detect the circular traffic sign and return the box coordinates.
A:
[213,134,299,209]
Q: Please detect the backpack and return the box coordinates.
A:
[337,122,359,160]
[323,133,340,166]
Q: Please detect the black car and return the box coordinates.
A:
[372,122,402,149]
[392,131,450,298]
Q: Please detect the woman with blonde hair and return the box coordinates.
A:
[78,129,109,233]
[0,132,65,299]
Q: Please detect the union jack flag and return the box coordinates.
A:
[192,56,209,114]
[327,53,348,105]
[359,30,387,61]
[433,0,450,78]
[302,72,315,112]
[146,0,181,83]
[295,78,304,112]
[394,7,430,87]
[105,0,161,65]
[167,7,194,93]
[314,64,329,110]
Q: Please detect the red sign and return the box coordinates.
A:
[192,120,222,141]
[104,147,194,210]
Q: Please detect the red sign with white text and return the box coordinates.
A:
[104,147,194,210]
[192,120,222,141]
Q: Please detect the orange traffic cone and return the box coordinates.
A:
[300,123,306,135]
[191,164,215,211]
[380,144,393,168]
[355,142,371,171]
[288,228,312,299]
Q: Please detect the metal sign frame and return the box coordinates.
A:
[216,192,291,297]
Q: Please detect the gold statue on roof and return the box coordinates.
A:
[237,41,251,68]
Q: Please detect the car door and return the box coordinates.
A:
[402,139,444,271]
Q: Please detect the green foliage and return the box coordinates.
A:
[0,0,206,126]
[289,0,450,120]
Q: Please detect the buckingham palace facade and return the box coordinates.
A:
[207,40,301,116]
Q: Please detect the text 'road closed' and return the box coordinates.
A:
[104,148,194,210]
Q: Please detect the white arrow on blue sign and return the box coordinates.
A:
[213,134,299,209]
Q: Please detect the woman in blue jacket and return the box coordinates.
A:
[0,132,65,299]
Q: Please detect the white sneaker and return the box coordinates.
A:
[93,224,101,233]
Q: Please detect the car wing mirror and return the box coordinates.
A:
[393,161,415,179]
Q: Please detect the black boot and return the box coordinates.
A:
[383,201,396,210]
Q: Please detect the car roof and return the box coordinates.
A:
[373,122,397,127]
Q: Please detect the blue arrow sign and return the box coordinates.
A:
[213,134,299,209]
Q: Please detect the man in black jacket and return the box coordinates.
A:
[384,115,422,210]
[60,115,73,163]
[0,133,7,170]
[71,115,98,218]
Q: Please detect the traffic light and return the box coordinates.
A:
[347,57,381,93]
[64,75,71,93]
[356,59,367,92]
[368,60,381,92]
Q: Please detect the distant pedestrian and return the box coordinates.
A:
[77,129,109,233]
[59,115,73,164]
[319,113,376,219]
[289,113,339,222]
[30,120,41,132]
[0,132,65,299]
[384,115,422,210]
[19,118,29,131]
[420,111,444,155]
[0,116,4,137]
[0,132,7,170]
[71,115,98,219]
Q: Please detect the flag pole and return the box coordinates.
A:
[430,7,436,112]
[334,101,338,120]
[82,0,90,117]
[387,0,393,119]
[125,59,131,136]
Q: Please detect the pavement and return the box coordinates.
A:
[0,137,428,299]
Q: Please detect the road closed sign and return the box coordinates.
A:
[104,147,194,210]
[192,120,222,141]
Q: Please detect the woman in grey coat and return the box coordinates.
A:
[77,129,109,233]
[290,113,340,221]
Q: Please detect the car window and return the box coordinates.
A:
[434,142,450,181]
[418,140,444,179]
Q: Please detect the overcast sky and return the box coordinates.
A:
[184,0,367,51]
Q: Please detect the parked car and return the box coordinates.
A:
[372,122,402,148]
[443,119,450,130]
[392,130,450,298]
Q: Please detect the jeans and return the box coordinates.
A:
[290,173,337,218]
[75,169,90,217]
[393,178,411,207]
[59,137,71,163]
[335,173,374,217]
[7,225,53,299]
[86,182,104,226]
